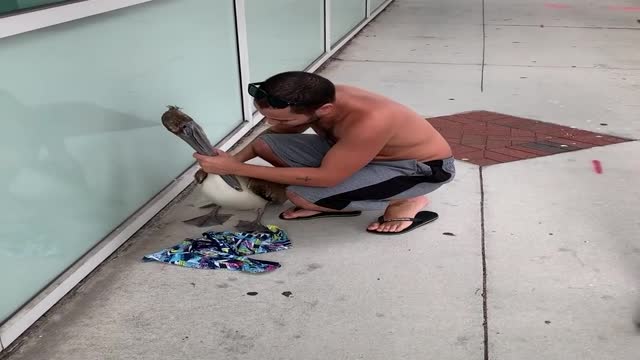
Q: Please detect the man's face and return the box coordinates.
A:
[257,105,319,127]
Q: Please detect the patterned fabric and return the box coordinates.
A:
[142,225,291,273]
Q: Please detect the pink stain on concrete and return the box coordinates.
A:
[592,160,603,174]
[544,3,572,9]
[608,5,640,12]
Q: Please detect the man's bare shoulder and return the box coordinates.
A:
[336,84,427,133]
[336,84,391,103]
[340,109,394,141]
[340,84,413,102]
[338,85,416,115]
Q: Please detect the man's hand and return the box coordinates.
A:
[193,150,243,175]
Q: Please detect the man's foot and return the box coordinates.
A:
[367,196,429,233]
[278,206,362,220]
[280,207,323,219]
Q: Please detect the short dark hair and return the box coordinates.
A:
[254,71,336,114]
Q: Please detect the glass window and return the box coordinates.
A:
[0,0,71,16]
[245,0,325,83]
[331,0,366,46]
[0,0,243,323]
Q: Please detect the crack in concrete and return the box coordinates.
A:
[333,58,482,66]
[480,166,489,360]
[332,58,640,71]
[481,0,487,92]
[558,248,586,267]
[488,24,640,30]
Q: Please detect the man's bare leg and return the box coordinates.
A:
[234,137,290,167]
[367,196,430,233]
[250,137,431,232]
[281,191,358,218]
[284,191,429,233]
[252,138,290,167]
[249,138,342,218]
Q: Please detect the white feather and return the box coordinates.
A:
[194,174,267,210]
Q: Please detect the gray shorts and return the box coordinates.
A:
[259,133,456,211]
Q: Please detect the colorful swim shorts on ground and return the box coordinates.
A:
[142,225,291,273]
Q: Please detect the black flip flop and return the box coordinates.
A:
[366,211,439,235]
[279,207,362,221]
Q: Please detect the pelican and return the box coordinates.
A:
[161,105,287,232]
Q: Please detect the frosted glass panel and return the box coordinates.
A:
[245,0,325,82]
[0,0,242,323]
[331,0,366,46]
[371,0,387,12]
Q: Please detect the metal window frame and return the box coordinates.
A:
[0,0,81,18]
[324,0,331,53]
[0,0,394,351]
[234,0,254,124]
[326,0,372,51]
[0,0,155,39]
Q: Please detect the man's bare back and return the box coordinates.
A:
[310,85,452,163]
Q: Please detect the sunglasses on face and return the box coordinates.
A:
[248,82,298,109]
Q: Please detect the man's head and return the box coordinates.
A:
[249,71,336,127]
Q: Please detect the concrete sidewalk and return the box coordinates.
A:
[3,1,639,359]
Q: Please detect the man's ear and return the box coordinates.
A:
[315,103,334,117]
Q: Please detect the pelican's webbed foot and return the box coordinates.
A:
[235,220,270,233]
[184,203,232,227]
[235,208,270,233]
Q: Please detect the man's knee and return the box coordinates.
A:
[253,136,288,167]
[252,136,272,157]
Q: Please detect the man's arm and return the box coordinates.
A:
[234,118,392,187]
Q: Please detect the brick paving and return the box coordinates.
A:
[426,111,633,166]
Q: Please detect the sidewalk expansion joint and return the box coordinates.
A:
[481,0,486,92]
[480,166,489,360]
[488,24,640,31]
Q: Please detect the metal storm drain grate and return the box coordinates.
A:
[426,111,632,166]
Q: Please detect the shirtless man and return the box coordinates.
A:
[193,71,455,235]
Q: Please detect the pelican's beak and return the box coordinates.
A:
[161,106,243,192]
[176,121,243,191]
[177,121,216,157]
[180,122,243,191]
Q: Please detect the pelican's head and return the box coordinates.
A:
[161,106,244,191]
[161,105,215,156]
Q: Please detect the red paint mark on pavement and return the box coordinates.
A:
[592,160,603,174]
[608,5,640,12]
[544,3,571,9]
